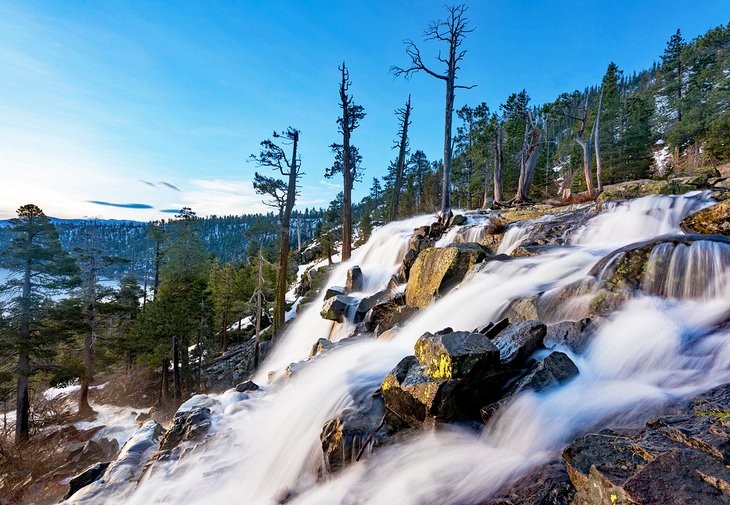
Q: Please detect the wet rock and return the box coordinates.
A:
[563,383,730,505]
[589,234,730,296]
[135,411,151,423]
[596,178,701,203]
[320,390,408,474]
[345,265,363,292]
[450,214,467,226]
[69,420,164,503]
[355,289,404,323]
[491,320,546,367]
[544,319,592,353]
[501,296,540,322]
[481,352,579,422]
[371,304,419,334]
[159,395,219,451]
[401,230,434,280]
[382,351,512,425]
[680,199,730,236]
[235,380,259,393]
[324,286,347,300]
[309,338,334,357]
[413,331,500,379]
[405,243,487,308]
[320,294,357,322]
[480,459,575,505]
[474,317,511,339]
[64,462,110,500]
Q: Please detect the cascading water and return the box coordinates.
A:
[85,193,729,505]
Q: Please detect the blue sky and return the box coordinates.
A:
[0,0,727,220]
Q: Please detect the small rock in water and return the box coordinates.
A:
[414,331,500,379]
[491,320,546,367]
[235,380,259,393]
[544,319,592,353]
[345,265,363,292]
[64,462,110,499]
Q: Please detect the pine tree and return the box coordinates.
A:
[0,204,78,442]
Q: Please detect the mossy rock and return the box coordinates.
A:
[680,200,730,236]
[695,165,721,178]
[596,179,673,202]
[413,331,500,380]
[405,243,487,308]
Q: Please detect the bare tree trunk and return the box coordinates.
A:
[273,131,298,340]
[482,158,491,208]
[594,87,604,194]
[493,123,504,203]
[441,70,455,220]
[160,359,169,404]
[515,111,543,203]
[172,336,181,401]
[577,96,595,197]
[253,248,264,370]
[390,95,412,222]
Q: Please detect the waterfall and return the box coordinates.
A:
[99,193,728,505]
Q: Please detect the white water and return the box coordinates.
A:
[105,193,728,505]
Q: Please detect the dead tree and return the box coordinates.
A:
[251,127,301,341]
[593,86,605,194]
[390,95,412,221]
[327,63,365,261]
[251,248,266,370]
[513,110,543,203]
[392,4,475,221]
[493,122,504,203]
[552,93,596,197]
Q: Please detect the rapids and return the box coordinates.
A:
[90,193,729,505]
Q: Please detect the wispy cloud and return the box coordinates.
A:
[159,181,181,192]
[159,208,182,214]
[87,200,153,209]
[140,180,157,188]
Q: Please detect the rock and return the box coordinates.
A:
[309,338,334,357]
[320,390,408,474]
[345,266,363,292]
[70,420,164,503]
[320,294,357,322]
[159,395,219,451]
[596,179,697,202]
[680,199,730,236]
[377,327,399,341]
[405,243,487,308]
[481,352,579,422]
[356,289,404,323]
[413,331,500,379]
[563,383,730,505]
[381,352,512,425]
[544,319,592,353]
[696,166,721,178]
[380,356,457,426]
[64,462,110,500]
[480,459,575,505]
[371,304,419,334]
[235,380,259,393]
[135,411,151,423]
[324,286,347,300]
[501,296,540,322]
[400,230,434,281]
[450,214,467,226]
[714,178,730,190]
[589,234,730,296]
[491,320,546,367]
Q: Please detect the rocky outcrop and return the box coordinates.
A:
[345,265,363,292]
[159,395,219,452]
[69,420,164,503]
[563,383,730,505]
[680,199,730,236]
[320,294,357,322]
[381,322,565,426]
[64,462,110,500]
[413,330,500,379]
[544,319,593,353]
[405,243,487,308]
[480,459,576,505]
[204,339,271,391]
[596,178,707,203]
[491,320,546,367]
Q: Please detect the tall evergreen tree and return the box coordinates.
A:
[0,204,78,442]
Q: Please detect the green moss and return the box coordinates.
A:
[696,409,730,418]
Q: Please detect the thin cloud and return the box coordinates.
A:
[87,200,153,209]
[159,181,181,192]
[160,208,181,214]
[140,180,157,188]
